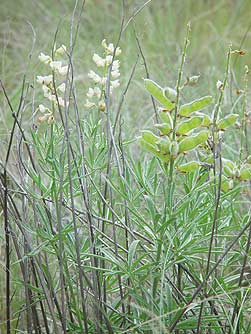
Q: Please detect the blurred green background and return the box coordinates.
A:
[0,0,251,133]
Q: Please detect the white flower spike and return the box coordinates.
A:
[55,44,67,55]
[50,61,62,71]
[38,52,52,64]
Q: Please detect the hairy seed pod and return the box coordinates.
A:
[201,114,212,127]
[169,141,179,157]
[240,166,251,181]
[141,130,159,145]
[157,137,171,155]
[139,137,170,163]
[177,161,200,173]
[233,168,240,178]
[217,114,239,130]
[159,110,173,126]
[223,165,233,178]
[144,79,174,111]
[222,158,235,177]
[179,130,209,153]
[176,116,203,135]
[246,156,251,164]
[163,87,177,102]
[154,123,172,135]
[221,176,234,192]
[178,96,213,117]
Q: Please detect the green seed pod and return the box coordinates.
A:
[144,79,174,111]
[157,137,171,155]
[159,109,173,125]
[179,130,209,153]
[222,159,235,177]
[163,87,177,102]
[246,156,251,164]
[139,137,170,163]
[177,161,200,173]
[223,165,233,178]
[169,141,179,157]
[201,114,212,127]
[176,116,203,135]
[217,114,239,130]
[141,130,159,145]
[154,123,172,135]
[178,96,213,117]
[240,166,251,181]
[233,168,240,178]
[221,176,234,192]
[204,155,214,164]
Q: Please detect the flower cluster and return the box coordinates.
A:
[36,44,68,125]
[85,39,122,112]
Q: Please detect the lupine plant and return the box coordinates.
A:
[2,11,251,334]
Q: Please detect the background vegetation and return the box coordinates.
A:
[1,0,251,333]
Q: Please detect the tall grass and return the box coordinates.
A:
[1,1,251,333]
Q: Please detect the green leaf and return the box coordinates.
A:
[179,96,213,117]
[144,79,175,111]
[128,240,140,268]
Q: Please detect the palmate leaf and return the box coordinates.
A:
[144,79,175,111]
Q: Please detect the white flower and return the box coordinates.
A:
[57,97,66,107]
[38,112,52,124]
[36,75,53,85]
[102,39,108,49]
[57,83,66,93]
[100,77,107,85]
[111,80,120,89]
[93,53,106,67]
[101,39,121,56]
[112,60,120,71]
[111,70,120,79]
[84,100,96,109]
[105,55,113,65]
[58,65,68,76]
[87,87,94,98]
[48,94,57,103]
[38,104,46,113]
[93,86,101,98]
[50,61,62,71]
[216,80,223,90]
[42,85,51,98]
[55,44,67,55]
[107,43,114,54]
[88,70,101,83]
[38,52,52,64]
[115,47,122,56]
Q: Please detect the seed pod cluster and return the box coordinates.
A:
[140,78,243,192]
